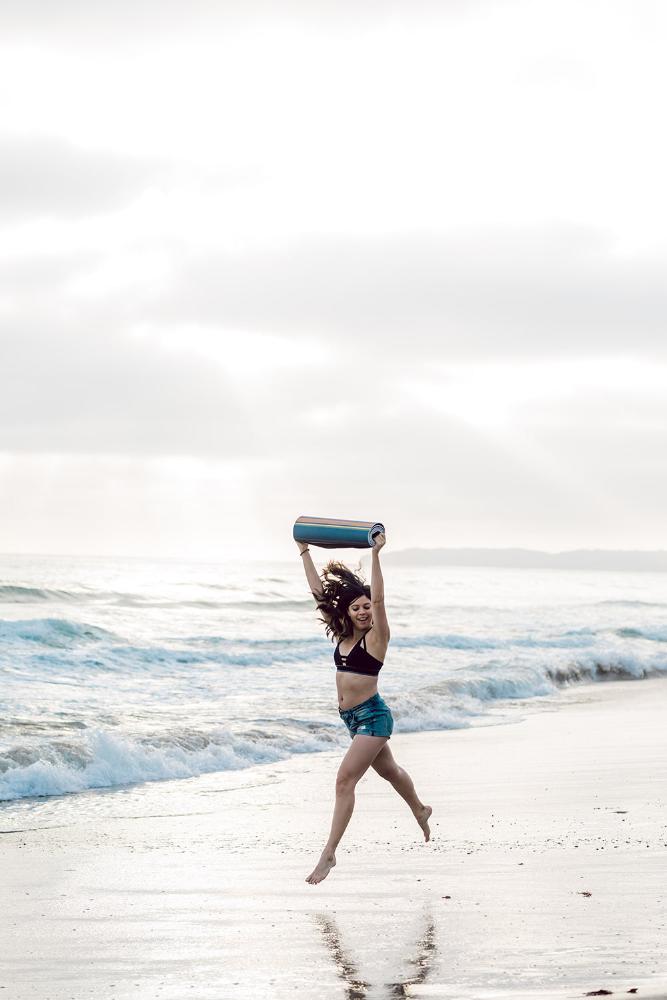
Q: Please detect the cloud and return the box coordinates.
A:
[2,219,666,465]
[0,135,162,221]
[0,320,251,456]
[147,229,667,358]
[0,0,495,40]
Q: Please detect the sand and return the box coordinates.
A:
[1,678,666,1000]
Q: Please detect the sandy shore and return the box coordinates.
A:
[2,678,667,1000]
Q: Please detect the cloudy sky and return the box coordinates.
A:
[1,0,666,560]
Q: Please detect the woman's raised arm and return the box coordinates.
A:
[296,541,324,603]
[370,533,390,642]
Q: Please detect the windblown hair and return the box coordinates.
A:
[315,560,371,642]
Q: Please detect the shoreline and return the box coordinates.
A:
[2,677,667,999]
[0,674,657,820]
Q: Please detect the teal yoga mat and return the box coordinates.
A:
[293,515,385,549]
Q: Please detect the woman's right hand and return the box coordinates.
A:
[296,540,310,555]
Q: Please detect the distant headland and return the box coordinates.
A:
[380,548,667,571]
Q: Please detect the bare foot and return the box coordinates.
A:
[416,805,432,842]
[305,851,337,884]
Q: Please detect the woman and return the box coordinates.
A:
[297,532,432,885]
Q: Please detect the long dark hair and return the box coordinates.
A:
[316,560,371,642]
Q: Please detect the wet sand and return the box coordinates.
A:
[1,678,666,999]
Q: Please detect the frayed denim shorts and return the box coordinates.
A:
[339,692,394,739]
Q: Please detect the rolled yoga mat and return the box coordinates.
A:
[293,515,385,549]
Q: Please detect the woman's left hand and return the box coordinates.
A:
[373,531,386,551]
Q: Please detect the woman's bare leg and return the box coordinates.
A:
[305,734,388,885]
[371,743,432,841]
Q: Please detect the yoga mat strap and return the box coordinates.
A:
[293,515,385,549]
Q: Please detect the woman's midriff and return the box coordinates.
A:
[336,672,378,709]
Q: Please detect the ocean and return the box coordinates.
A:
[1,552,666,816]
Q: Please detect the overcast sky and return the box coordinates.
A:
[1,0,666,560]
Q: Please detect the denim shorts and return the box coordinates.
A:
[339,692,394,739]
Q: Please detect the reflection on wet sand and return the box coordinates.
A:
[314,914,369,999]
[314,909,437,999]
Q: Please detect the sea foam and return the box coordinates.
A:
[2,555,667,805]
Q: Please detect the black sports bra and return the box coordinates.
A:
[334,632,383,677]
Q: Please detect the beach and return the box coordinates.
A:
[3,0,667,994]
[2,675,666,1000]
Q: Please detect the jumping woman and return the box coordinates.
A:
[297,532,432,885]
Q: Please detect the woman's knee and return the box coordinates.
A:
[335,769,358,793]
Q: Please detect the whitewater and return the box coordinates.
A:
[1,552,666,809]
